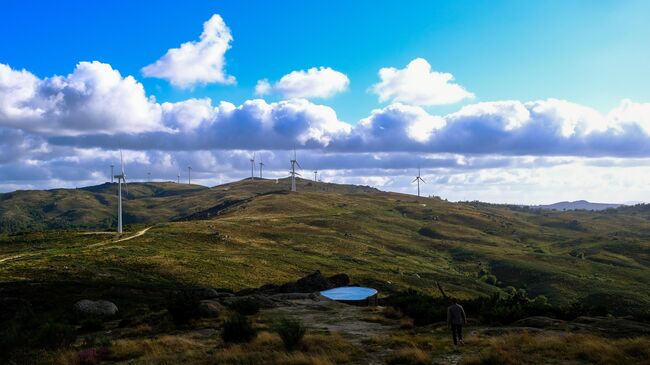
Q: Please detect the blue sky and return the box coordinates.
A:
[1,1,649,203]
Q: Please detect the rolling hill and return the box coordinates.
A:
[533,200,624,211]
[1,178,650,318]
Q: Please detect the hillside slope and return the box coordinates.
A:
[1,179,649,317]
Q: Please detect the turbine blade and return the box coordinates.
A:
[421,178,427,184]
[120,150,125,174]
[412,178,418,183]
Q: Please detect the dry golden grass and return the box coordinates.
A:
[210,331,356,364]
[386,347,431,365]
[461,332,650,365]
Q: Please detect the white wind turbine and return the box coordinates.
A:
[114,151,128,233]
[412,167,426,197]
[249,153,256,180]
[290,147,301,192]
[259,155,265,179]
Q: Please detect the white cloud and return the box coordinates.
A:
[141,14,235,88]
[0,61,164,136]
[371,58,474,106]
[255,67,349,99]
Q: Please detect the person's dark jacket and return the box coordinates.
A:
[447,303,467,325]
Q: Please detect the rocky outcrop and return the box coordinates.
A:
[197,300,223,317]
[239,271,350,295]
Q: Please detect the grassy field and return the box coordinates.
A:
[1,178,650,316]
[2,179,650,364]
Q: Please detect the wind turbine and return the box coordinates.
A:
[259,155,265,179]
[249,153,256,180]
[188,166,192,184]
[177,171,180,184]
[290,147,301,192]
[114,151,128,233]
[110,165,114,183]
[412,167,426,197]
[314,170,318,181]
[147,171,151,182]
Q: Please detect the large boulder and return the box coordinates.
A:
[197,300,222,318]
[73,300,118,317]
[278,271,350,293]
[0,297,33,322]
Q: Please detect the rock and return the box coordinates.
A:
[221,295,279,309]
[73,300,118,317]
[197,300,222,317]
[193,288,220,299]
[328,273,350,288]
[270,293,318,301]
[120,309,173,332]
[0,297,33,322]
[513,316,566,329]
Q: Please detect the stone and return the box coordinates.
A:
[197,300,222,317]
[73,299,118,317]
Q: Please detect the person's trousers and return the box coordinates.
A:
[451,324,463,345]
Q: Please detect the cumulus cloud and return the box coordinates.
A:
[51,98,352,151]
[141,14,235,88]
[0,61,164,136]
[371,58,474,106]
[255,67,349,99]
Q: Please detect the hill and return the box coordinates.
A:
[2,179,650,363]
[0,178,378,233]
[533,200,624,211]
[1,178,649,312]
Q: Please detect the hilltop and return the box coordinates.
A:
[533,200,624,211]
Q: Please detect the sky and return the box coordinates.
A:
[1,0,649,204]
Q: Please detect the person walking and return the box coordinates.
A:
[447,300,467,346]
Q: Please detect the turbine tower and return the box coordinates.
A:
[188,166,192,184]
[177,171,180,184]
[314,170,318,181]
[147,171,151,182]
[412,167,426,197]
[114,151,128,234]
[110,165,114,183]
[290,147,301,192]
[259,156,265,179]
[249,153,256,180]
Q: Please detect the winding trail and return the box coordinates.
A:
[87,227,152,248]
[0,227,152,264]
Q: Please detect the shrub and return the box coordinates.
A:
[417,227,445,239]
[383,306,403,319]
[167,290,201,326]
[230,297,260,316]
[35,318,76,349]
[273,318,306,351]
[222,313,257,343]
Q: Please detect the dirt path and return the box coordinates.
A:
[265,298,401,365]
[0,227,152,264]
[87,227,152,248]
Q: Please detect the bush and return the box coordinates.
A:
[273,318,306,351]
[230,298,260,316]
[167,290,201,326]
[0,316,76,362]
[222,313,257,343]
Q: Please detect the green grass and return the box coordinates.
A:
[1,178,650,319]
